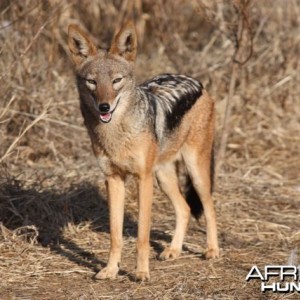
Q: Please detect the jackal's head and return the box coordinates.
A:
[68,22,137,123]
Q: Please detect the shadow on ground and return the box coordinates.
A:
[0,174,174,277]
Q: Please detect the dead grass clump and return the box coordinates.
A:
[0,171,109,245]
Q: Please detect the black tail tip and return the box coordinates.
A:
[185,180,203,220]
[185,146,215,220]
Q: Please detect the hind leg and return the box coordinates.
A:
[182,147,219,259]
[156,163,191,260]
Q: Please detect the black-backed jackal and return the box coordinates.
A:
[68,22,219,281]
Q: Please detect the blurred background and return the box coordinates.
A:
[0,1,299,298]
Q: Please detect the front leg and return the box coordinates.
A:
[136,173,153,281]
[96,174,125,279]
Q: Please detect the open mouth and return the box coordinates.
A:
[98,96,121,124]
[99,113,112,123]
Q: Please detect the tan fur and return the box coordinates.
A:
[68,24,98,66]
[68,22,219,282]
[109,21,137,62]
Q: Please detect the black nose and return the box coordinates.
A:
[99,103,110,113]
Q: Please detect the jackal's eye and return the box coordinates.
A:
[112,77,123,85]
[86,79,96,85]
[85,78,97,91]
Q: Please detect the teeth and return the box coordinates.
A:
[100,113,112,123]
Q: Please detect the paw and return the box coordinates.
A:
[205,247,219,259]
[159,247,181,260]
[95,266,119,280]
[135,270,150,281]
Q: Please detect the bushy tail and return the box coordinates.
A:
[185,176,203,219]
[184,147,215,220]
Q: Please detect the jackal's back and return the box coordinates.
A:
[138,74,203,140]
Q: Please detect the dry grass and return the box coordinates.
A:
[0,0,299,299]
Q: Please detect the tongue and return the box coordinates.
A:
[100,113,112,123]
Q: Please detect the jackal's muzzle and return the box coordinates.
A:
[98,96,121,123]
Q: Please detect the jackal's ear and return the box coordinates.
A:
[68,25,97,66]
[109,21,137,62]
